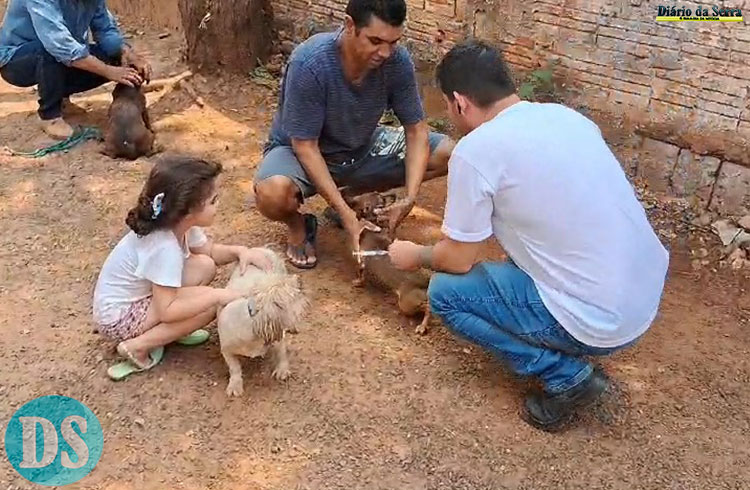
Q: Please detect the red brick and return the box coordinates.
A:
[609,89,651,109]
[693,31,733,49]
[681,42,730,61]
[596,36,650,58]
[454,0,467,20]
[700,72,748,96]
[598,26,675,50]
[602,16,658,35]
[553,25,596,45]
[406,0,426,11]
[710,161,750,215]
[698,88,747,108]
[533,3,601,24]
[505,55,536,70]
[671,150,720,206]
[571,70,651,96]
[559,55,652,87]
[649,100,692,124]
[655,65,710,90]
[637,137,681,194]
[536,0,599,18]
[731,38,750,54]
[735,26,750,43]
[652,91,695,109]
[695,98,742,119]
[425,0,456,18]
[731,50,750,65]
[726,64,750,81]
[532,11,560,26]
[694,111,741,132]
[504,44,535,60]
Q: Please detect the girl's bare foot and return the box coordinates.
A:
[116,339,151,368]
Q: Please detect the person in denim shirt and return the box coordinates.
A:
[0,0,151,139]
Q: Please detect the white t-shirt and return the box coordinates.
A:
[92,227,208,325]
[442,101,669,348]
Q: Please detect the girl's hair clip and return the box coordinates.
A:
[151,192,165,220]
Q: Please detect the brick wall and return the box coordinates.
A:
[468,0,750,214]
[271,0,749,214]
[272,0,469,60]
[273,0,748,152]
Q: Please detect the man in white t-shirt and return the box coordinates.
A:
[388,40,669,431]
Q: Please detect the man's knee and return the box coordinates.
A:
[254,175,300,221]
[428,272,458,316]
[426,136,455,177]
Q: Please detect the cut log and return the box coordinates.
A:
[178,0,275,74]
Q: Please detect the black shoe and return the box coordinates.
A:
[522,368,609,432]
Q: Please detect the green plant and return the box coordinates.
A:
[518,66,558,102]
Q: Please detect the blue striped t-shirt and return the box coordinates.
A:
[268,29,425,165]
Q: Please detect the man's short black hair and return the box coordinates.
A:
[436,39,516,108]
[345,0,407,29]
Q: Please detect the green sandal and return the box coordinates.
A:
[175,329,210,346]
[107,345,165,381]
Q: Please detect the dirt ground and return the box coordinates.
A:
[1,22,750,490]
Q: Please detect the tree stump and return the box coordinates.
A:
[178,0,274,73]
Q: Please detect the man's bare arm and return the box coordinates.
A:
[402,120,430,201]
[71,56,142,86]
[291,138,356,223]
[422,238,484,274]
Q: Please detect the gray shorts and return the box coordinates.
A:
[254,126,447,199]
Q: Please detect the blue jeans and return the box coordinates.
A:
[429,262,628,394]
[0,41,119,120]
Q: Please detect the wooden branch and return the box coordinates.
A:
[142,70,194,93]
[142,69,205,107]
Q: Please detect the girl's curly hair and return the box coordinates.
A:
[126,155,223,236]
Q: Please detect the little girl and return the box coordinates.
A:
[93,155,271,379]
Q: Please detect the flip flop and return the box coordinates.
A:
[107,345,164,381]
[286,213,318,269]
[175,329,210,346]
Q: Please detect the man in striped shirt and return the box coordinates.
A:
[253,0,454,269]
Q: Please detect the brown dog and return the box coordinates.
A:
[102,83,155,160]
[344,190,398,223]
[352,229,433,334]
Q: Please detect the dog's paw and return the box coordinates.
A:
[225,377,244,397]
[414,323,429,335]
[272,364,291,381]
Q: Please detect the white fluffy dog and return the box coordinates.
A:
[217,247,308,397]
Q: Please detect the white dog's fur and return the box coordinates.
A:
[217,247,308,397]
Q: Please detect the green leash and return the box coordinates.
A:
[8,126,103,158]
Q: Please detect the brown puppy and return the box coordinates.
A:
[102,83,155,160]
[352,229,433,334]
[344,190,398,223]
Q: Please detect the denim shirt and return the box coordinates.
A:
[0,0,124,67]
